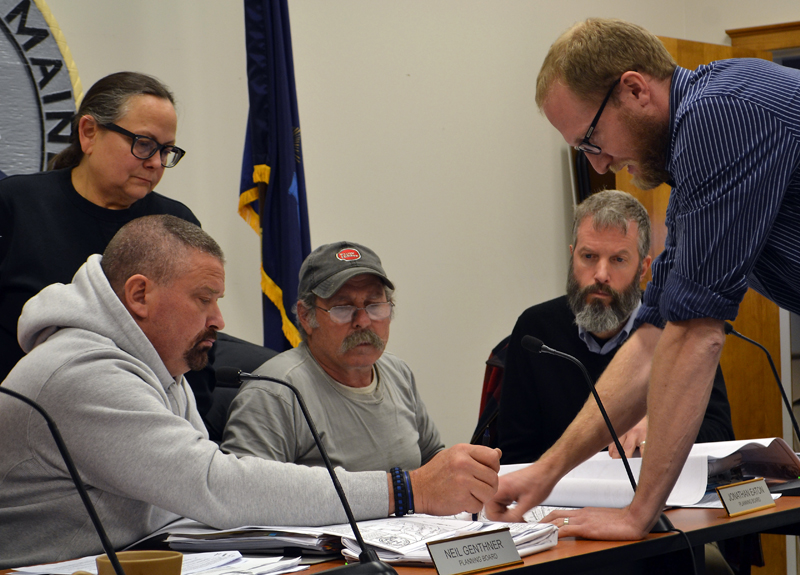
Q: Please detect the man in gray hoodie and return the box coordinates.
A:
[0,215,500,568]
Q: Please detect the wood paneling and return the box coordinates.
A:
[727,22,800,52]
[658,36,774,69]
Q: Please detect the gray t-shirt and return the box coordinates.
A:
[222,343,444,471]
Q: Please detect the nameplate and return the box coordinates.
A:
[716,477,775,517]
[427,527,522,575]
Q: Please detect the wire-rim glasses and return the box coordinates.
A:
[100,122,186,168]
[315,302,394,324]
[574,78,621,156]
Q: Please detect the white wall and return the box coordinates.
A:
[43,0,800,447]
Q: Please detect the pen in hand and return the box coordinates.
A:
[473,428,492,521]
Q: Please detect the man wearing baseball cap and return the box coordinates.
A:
[223,242,500,514]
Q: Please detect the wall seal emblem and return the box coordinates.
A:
[0,0,80,178]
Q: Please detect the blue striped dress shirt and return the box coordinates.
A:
[638,58,800,328]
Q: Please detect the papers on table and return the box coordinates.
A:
[142,515,557,565]
[191,556,306,575]
[501,437,800,510]
[162,517,340,554]
[334,516,481,563]
[689,437,800,480]
[9,516,556,574]
[10,551,307,575]
[336,516,558,565]
[500,451,708,508]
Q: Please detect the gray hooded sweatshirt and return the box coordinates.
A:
[0,255,388,568]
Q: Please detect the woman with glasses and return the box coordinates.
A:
[0,71,198,382]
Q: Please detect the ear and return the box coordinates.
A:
[77,115,99,155]
[638,254,653,283]
[569,244,575,256]
[296,301,314,337]
[122,274,152,320]
[618,71,651,109]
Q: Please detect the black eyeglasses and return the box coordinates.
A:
[574,79,621,155]
[315,302,394,324]
[100,123,186,168]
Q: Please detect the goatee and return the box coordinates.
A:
[566,262,643,335]
[185,328,217,371]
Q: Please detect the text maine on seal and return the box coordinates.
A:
[0,0,76,178]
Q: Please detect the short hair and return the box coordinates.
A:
[536,18,676,109]
[572,190,651,261]
[294,282,395,343]
[49,71,176,170]
[101,215,224,295]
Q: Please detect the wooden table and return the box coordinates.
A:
[300,498,800,575]
[5,499,800,575]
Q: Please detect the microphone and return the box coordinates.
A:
[0,387,125,575]
[723,322,800,441]
[215,367,397,575]
[521,335,675,533]
[521,336,637,488]
[723,322,800,495]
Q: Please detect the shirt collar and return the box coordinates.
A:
[577,301,642,355]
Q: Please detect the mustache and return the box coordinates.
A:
[582,283,616,298]
[339,329,385,354]
[192,328,218,347]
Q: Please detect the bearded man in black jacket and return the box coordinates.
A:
[498,190,734,465]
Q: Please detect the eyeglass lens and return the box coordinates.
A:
[130,136,183,168]
[101,123,185,167]
[325,303,393,323]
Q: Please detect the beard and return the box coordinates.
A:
[615,108,671,190]
[185,328,217,371]
[339,329,386,354]
[566,262,643,335]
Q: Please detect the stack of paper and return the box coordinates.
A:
[501,437,799,510]
[192,555,306,575]
[333,516,481,563]
[151,515,557,565]
[163,519,341,554]
[336,516,558,565]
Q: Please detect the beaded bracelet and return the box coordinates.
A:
[403,470,415,514]
[390,467,409,516]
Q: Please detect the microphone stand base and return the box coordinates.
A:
[650,513,675,533]
[769,478,800,496]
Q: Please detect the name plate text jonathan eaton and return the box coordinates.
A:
[716,477,775,517]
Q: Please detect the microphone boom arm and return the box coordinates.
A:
[538,344,639,491]
[520,335,674,534]
[216,367,396,572]
[724,322,800,443]
[0,386,126,575]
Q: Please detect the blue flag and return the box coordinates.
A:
[239,0,311,351]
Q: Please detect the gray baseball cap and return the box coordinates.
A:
[298,241,394,299]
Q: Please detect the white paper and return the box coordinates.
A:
[499,438,800,509]
[12,551,243,575]
[191,555,307,575]
[340,519,558,564]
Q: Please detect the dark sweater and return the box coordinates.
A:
[0,168,200,380]
[498,295,735,464]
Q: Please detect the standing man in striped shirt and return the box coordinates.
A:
[486,17,800,540]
